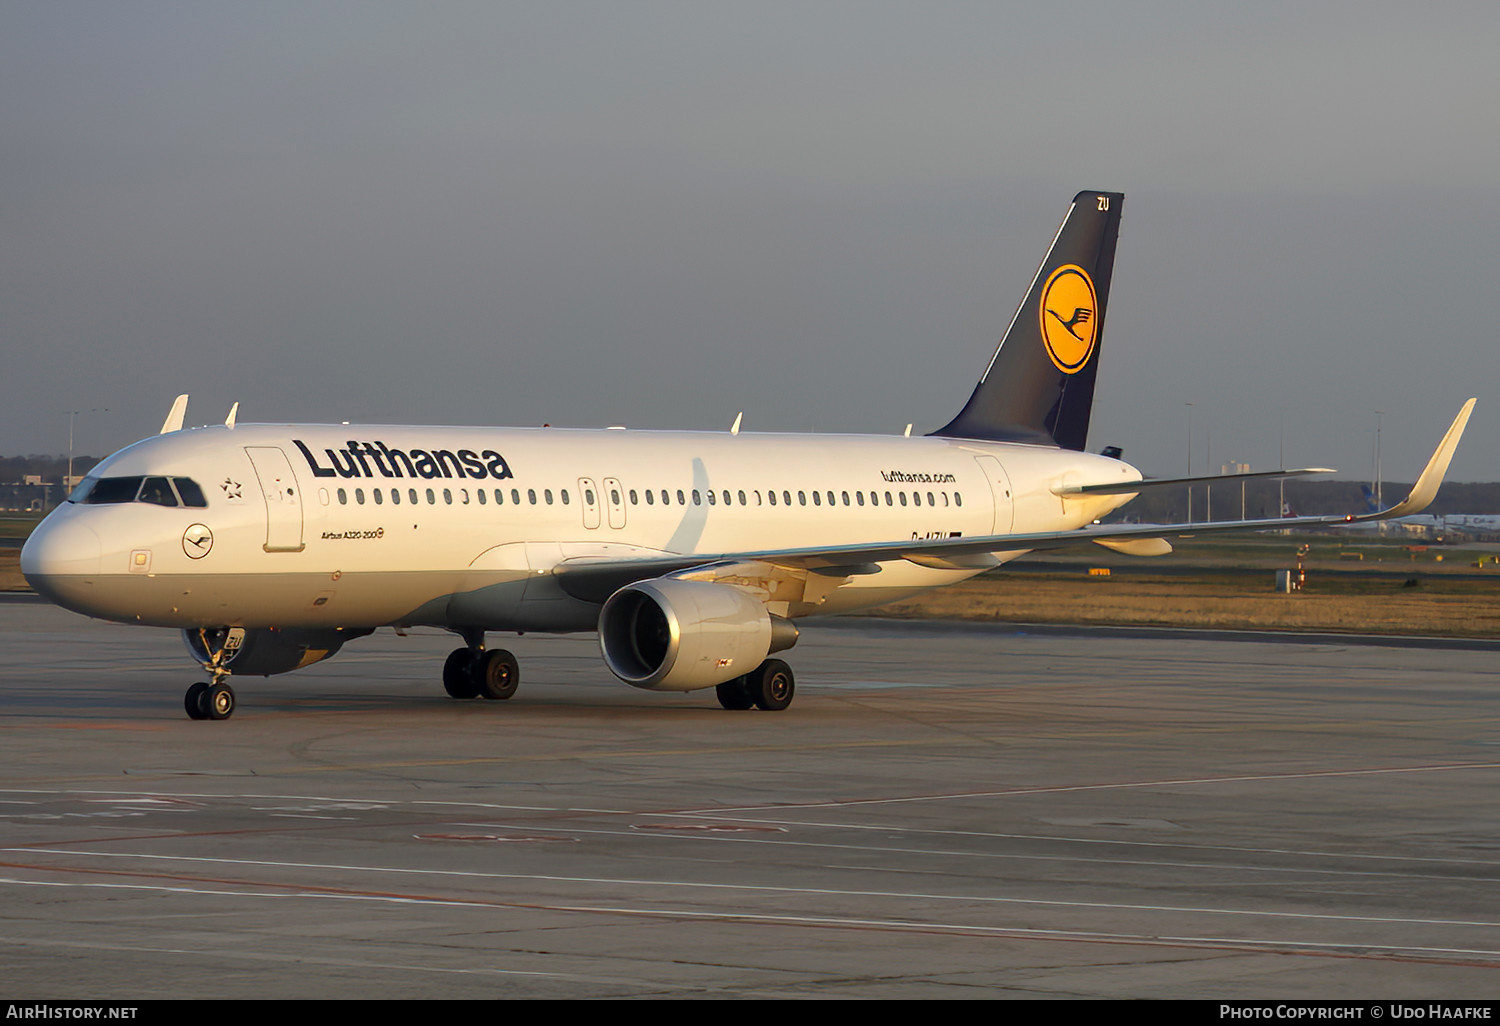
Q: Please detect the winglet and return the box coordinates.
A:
[159,394,189,434]
[1358,398,1476,520]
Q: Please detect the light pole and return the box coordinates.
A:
[1185,402,1194,522]
[1279,405,1286,518]
[1374,410,1384,509]
[67,408,108,498]
[1205,423,1212,522]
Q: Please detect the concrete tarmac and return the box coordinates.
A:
[3,596,1500,999]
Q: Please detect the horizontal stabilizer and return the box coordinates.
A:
[1054,467,1334,497]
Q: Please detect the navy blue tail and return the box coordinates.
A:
[932,190,1124,450]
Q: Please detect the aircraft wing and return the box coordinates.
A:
[553,399,1475,604]
[553,511,1348,603]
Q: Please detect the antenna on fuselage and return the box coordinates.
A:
[730,412,743,435]
[225,402,239,429]
[904,423,912,437]
[159,394,189,434]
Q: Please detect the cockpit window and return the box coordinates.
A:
[138,477,177,507]
[83,476,144,504]
[174,478,208,508]
[72,475,209,508]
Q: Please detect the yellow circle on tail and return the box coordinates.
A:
[1039,264,1098,374]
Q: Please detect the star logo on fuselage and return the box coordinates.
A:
[221,478,243,501]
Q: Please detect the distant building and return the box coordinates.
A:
[1220,460,1249,476]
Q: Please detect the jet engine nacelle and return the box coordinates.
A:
[181,626,369,677]
[598,579,797,692]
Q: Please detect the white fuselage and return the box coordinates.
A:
[22,423,1140,632]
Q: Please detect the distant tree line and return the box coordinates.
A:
[1,455,103,484]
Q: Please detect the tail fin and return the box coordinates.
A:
[932,190,1124,450]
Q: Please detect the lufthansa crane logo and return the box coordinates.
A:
[1039,264,1098,374]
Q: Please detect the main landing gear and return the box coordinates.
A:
[715,659,795,712]
[443,631,520,702]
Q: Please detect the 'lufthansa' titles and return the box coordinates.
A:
[294,440,514,481]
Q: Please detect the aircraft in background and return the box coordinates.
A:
[21,191,1477,719]
[1344,485,1500,540]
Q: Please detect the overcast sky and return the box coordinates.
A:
[3,1,1497,483]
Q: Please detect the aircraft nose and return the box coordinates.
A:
[21,515,103,606]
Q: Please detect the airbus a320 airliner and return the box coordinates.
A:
[21,191,1476,719]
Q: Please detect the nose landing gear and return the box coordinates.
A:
[183,627,239,720]
[184,680,235,720]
